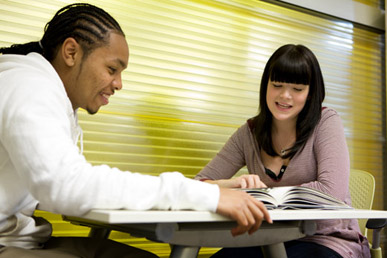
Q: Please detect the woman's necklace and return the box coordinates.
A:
[280,148,287,157]
[274,137,295,158]
[272,124,296,158]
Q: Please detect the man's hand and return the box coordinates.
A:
[206,174,267,189]
[216,187,272,236]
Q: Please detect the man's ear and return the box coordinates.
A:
[61,37,81,67]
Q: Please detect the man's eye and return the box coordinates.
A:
[109,67,117,74]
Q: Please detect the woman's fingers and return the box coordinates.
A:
[239,174,267,188]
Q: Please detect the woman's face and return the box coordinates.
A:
[266,80,309,124]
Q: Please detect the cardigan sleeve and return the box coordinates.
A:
[300,109,350,201]
[195,123,249,181]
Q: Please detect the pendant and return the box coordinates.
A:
[280,149,286,157]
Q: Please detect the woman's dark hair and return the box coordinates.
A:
[253,44,325,158]
[0,3,124,61]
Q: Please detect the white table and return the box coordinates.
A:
[64,209,387,258]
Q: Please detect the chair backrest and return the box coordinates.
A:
[349,169,376,235]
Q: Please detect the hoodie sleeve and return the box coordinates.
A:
[0,57,219,216]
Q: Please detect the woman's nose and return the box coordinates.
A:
[280,88,291,99]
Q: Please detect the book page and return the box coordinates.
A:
[241,186,352,210]
[242,188,279,209]
[280,187,351,209]
[242,187,294,209]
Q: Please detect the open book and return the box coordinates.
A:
[241,186,352,210]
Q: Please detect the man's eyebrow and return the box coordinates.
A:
[116,58,128,69]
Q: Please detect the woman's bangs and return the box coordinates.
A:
[269,57,311,85]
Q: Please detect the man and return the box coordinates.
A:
[0,3,270,257]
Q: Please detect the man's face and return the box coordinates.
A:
[68,32,129,114]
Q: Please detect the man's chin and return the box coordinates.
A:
[86,107,99,115]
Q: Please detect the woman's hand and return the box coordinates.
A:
[205,174,267,189]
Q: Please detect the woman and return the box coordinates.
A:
[195,44,370,258]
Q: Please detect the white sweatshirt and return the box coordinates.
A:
[0,53,219,248]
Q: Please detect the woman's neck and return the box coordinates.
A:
[272,118,296,137]
[271,119,296,156]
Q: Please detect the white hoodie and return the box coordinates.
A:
[0,53,219,248]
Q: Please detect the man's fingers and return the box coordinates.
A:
[254,198,272,224]
[231,208,252,236]
[230,207,248,236]
[232,196,268,236]
[247,199,265,234]
[216,188,271,236]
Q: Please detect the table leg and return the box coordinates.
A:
[169,245,200,258]
[88,227,111,238]
[262,243,287,258]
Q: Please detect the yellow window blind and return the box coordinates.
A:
[80,0,386,209]
[1,0,385,256]
[354,0,381,7]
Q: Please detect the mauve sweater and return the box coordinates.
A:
[195,108,370,258]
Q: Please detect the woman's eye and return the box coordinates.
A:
[273,84,282,88]
[293,88,303,92]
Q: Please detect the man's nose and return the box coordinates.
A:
[113,75,123,91]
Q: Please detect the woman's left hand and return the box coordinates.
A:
[229,174,267,188]
[204,174,267,189]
